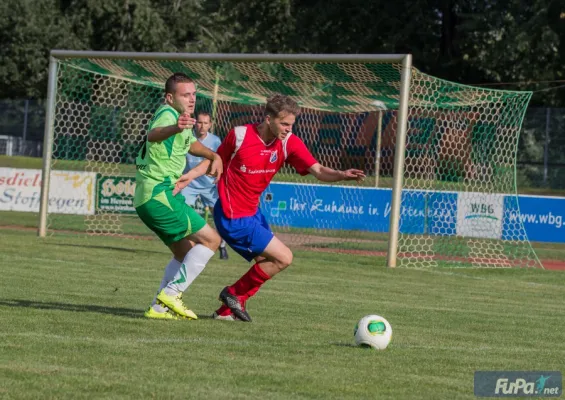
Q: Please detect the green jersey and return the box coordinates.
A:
[134,104,197,207]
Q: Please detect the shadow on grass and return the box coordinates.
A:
[331,342,360,348]
[0,299,143,319]
[0,299,219,320]
[44,242,166,255]
[196,314,214,320]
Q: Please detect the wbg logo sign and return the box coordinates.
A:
[468,203,497,218]
[475,371,562,397]
[457,193,504,239]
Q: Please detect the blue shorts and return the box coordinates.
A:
[213,202,274,262]
[181,186,218,208]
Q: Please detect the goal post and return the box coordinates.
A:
[387,54,412,268]
[38,50,541,269]
[38,56,59,237]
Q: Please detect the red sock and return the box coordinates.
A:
[235,286,261,309]
[245,286,260,299]
[215,304,231,316]
[229,263,270,298]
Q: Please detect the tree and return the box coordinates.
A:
[152,0,225,52]
[0,0,81,98]
[213,0,297,53]
[2,0,565,105]
[64,0,171,52]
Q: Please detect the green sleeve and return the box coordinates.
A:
[149,109,177,130]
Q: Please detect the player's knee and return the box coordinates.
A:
[173,250,187,262]
[192,227,221,252]
[277,249,293,270]
[170,239,192,261]
[207,231,221,252]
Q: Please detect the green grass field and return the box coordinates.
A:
[1,228,564,399]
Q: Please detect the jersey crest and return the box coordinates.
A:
[269,150,278,163]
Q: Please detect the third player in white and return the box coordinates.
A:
[181,111,229,259]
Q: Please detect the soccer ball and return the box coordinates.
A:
[354,315,392,350]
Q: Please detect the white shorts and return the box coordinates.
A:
[181,186,219,208]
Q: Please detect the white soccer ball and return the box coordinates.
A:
[354,315,392,350]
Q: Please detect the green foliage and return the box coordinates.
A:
[0,0,224,98]
[214,0,296,52]
[0,0,82,98]
[65,0,171,52]
[1,0,565,106]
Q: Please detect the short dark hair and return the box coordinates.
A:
[265,94,300,118]
[196,111,212,121]
[165,73,194,94]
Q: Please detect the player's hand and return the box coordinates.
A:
[173,173,194,195]
[207,154,223,183]
[177,113,195,131]
[342,169,366,183]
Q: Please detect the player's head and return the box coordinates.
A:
[164,73,196,115]
[264,94,300,141]
[195,112,212,136]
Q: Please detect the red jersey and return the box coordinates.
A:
[217,124,317,219]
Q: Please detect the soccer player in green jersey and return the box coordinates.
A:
[134,73,223,320]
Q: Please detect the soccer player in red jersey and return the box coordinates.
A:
[212,94,365,322]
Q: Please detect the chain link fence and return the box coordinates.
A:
[0,99,45,157]
[518,108,565,191]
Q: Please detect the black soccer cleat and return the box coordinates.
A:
[219,287,252,322]
[219,246,229,260]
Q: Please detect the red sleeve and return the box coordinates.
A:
[285,135,318,176]
[217,128,236,165]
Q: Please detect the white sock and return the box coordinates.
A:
[220,240,226,248]
[164,244,215,295]
[151,258,181,311]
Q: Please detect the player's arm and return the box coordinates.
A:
[308,163,365,183]
[188,141,223,182]
[188,141,217,160]
[286,135,364,182]
[147,113,195,142]
[186,159,211,180]
[172,159,211,195]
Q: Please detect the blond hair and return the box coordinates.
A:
[265,94,300,117]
